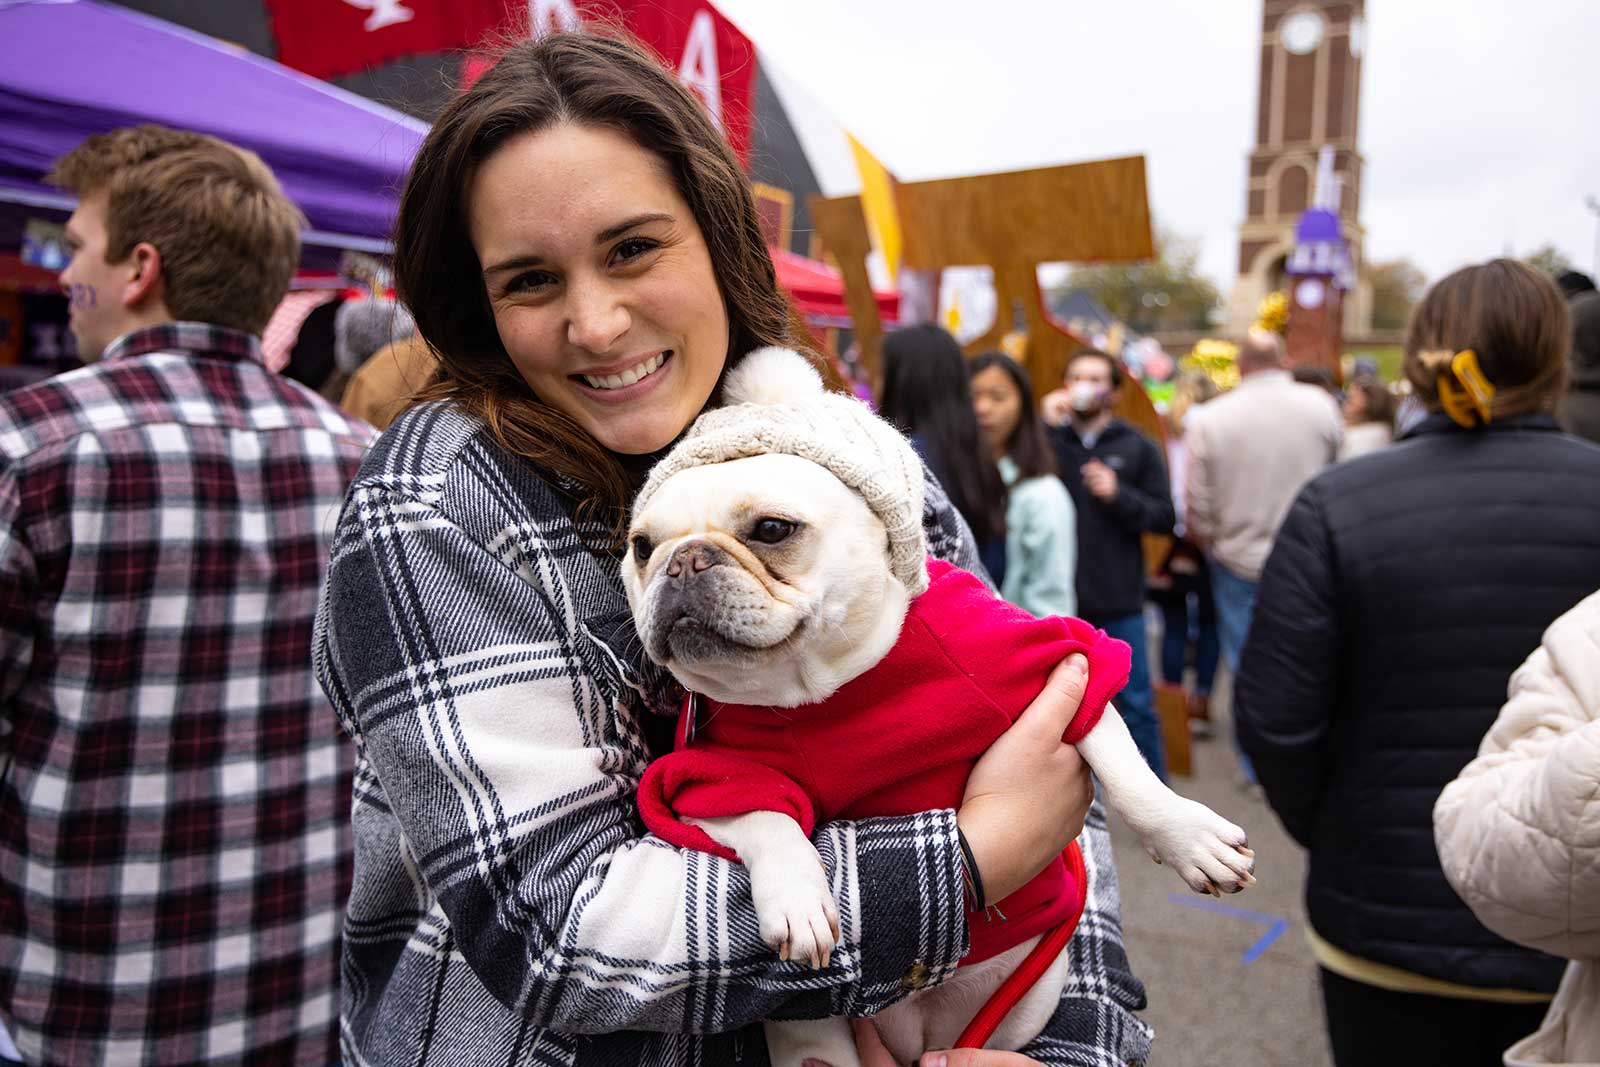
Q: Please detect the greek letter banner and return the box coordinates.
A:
[264,0,756,159]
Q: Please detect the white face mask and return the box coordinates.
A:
[1068,381,1105,413]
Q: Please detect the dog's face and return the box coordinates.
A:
[623,453,910,706]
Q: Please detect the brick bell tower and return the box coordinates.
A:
[1227,0,1372,336]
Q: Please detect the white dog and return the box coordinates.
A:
[622,348,1253,1067]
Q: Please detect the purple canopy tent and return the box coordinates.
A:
[0,0,427,251]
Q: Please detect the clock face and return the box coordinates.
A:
[1281,10,1325,55]
[1349,15,1366,58]
[1296,278,1327,310]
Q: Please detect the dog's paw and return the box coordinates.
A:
[1141,797,1255,896]
[752,862,841,968]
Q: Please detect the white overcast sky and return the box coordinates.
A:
[714,0,1600,290]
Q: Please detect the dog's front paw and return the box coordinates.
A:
[1142,797,1255,896]
[751,863,841,968]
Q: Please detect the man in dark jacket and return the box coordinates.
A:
[1046,350,1175,779]
[1236,395,1600,1058]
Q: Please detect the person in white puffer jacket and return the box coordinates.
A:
[1435,589,1600,1067]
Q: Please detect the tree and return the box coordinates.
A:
[1058,228,1220,334]
[1368,258,1428,331]
[1525,244,1573,278]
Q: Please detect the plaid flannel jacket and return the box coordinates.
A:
[315,401,1151,1066]
[0,323,376,1066]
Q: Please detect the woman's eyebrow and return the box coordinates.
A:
[481,252,544,278]
[595,211,672,244]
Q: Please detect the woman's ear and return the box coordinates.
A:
[123,241,165,311]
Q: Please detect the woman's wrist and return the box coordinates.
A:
[955,803,1029,904]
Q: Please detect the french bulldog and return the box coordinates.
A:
[622,347,1253,1067]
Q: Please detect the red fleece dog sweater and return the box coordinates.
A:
[638,558,1132,965]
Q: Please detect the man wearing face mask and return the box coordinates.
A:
[1043,349,1175,779]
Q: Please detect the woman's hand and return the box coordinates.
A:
[851,1019,1045,1066]
[957,654,1094,903]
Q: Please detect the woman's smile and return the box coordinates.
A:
[570,349,675,403]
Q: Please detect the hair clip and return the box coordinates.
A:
[1436,349,1495,428]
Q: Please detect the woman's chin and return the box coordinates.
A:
[588,416,682,457]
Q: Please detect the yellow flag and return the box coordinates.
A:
[849,134,903,282]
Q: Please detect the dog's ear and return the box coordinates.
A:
[722,348,824,408]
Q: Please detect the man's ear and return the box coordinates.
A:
[123,241,164,311]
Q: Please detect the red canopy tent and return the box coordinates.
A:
[771,246,897,327]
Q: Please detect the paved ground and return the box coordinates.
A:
[1107,667,1334,1067]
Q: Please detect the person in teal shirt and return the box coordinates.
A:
[971,352,1078,618]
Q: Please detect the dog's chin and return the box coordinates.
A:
[657,613,802,671]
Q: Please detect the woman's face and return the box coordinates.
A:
[970,364,1022,456]
[469,123,730,455]
[1343,387,1367,424]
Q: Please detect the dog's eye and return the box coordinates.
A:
[750,518,797,545]
[630,535,654,564]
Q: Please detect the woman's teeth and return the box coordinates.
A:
[581,352,667,390]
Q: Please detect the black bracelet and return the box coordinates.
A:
[956,827,987,912]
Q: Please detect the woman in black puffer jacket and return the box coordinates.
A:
[1236,259,1600,1067]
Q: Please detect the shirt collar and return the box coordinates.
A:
[1237,368,1294,388]
[1400,410,1563,441]
[101,322,266,367]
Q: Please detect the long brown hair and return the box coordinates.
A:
[1403,258,1570,420]
[879,325,1007,543]
[395,31,809,535]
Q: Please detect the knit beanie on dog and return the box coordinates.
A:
[634,347,930,596]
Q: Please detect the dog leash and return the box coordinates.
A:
[953,841,1089,1049]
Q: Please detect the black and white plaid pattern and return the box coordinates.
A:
[0,323,376,1066]
[315,401,1151,1066]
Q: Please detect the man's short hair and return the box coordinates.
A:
[47,125,304,336]
[1065,348,1125,389]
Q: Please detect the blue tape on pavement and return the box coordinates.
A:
[1166,892,1290,965]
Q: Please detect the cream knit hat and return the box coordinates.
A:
[634,347,930,595]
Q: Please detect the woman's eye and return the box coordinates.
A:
[612,237,658,265]
[506,270,556,294]
[631,535,654,564]
[750,518,797,545]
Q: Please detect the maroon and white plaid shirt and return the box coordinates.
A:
[0,323,375,1066]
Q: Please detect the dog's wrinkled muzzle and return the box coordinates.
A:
[645,540,786,666]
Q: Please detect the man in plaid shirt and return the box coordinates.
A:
[0,126,375,1065]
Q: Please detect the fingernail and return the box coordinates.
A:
[1067,653,1088,675]
[924,1056,948,1067]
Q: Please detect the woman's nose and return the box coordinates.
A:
[565,278,631,353]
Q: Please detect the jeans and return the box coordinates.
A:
[1088,611,1165,782]
[1157,588,1219,694]
[1209,560,1259,783]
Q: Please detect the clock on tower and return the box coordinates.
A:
[1227,1,1372,337]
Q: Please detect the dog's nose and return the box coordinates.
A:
[665,541,725,579]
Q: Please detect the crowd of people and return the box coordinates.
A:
[0,27,1596,1067]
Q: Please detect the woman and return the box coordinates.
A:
[312,33,1149,1067]
[1151,371,1220,735]
[969,351,1076,617]
[880,324,1009,587]
[1337,376,1394,460]
[1436,589,1600,1067]
[1235,259,1600,1066]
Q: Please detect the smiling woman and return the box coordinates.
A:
[314,28,1150,1067]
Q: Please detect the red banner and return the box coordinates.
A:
[263,0,505,81]
[264,0,755,160]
